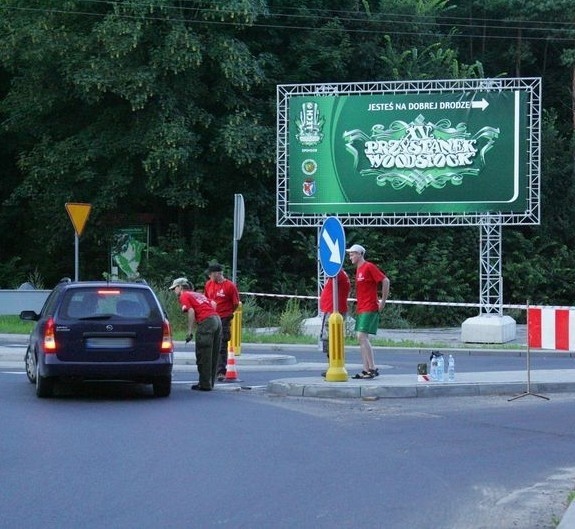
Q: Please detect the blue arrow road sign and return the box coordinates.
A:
[319,217,346,277]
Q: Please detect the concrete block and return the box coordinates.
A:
[301,315,355,337]
[301,316,322,337]
[461,315,516,344]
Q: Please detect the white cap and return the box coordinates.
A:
[169,277,189,290]
[346,244,366,254]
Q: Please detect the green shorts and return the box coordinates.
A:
[355,312,380,335]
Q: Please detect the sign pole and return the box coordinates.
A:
[232,237,238,285]
[74,233,79,281]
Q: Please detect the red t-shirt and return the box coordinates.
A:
[355,261,386,313]
[204,279,240,318]
[178,290,218,322]
[320,270,350,314]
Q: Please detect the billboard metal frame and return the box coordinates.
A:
[276,77,541,228]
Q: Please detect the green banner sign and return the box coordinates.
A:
[287,90,527,215]
[111,226,149,280]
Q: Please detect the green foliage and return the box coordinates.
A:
[150,279,189,335]
[539,109,575,244]
[0,257,25,289]
[138,226,194,286]
[25,268,45,290]
[378,303,411,329]
[380,37,484,80]
[241,296,281,328]
[503,232,575,306]
[343,227,479,325]
[279,297,305,335]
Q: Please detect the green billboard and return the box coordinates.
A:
[277,78,541,226]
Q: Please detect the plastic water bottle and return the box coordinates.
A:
[430,355,438,381]
[437,354,445,382]
[448,355,455,382]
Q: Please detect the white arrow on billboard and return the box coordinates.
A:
[321,230,342,264]
[471,98,489,111]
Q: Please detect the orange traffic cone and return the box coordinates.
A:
[224,346,239,381]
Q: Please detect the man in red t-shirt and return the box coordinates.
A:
[204,262,240,381]
[346,244,390,379]
[319,269,351,360]
[169,277,222,391]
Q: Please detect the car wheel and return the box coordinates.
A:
[153,376,171,398]
[25,348,36,384]
[35,362,54,398]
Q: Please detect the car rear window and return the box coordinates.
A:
[61,288,153,319]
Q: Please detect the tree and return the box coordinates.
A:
[0,0,272,282]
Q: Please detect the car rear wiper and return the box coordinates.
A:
[79,314,114,320]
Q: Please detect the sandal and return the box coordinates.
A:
[352,370,375,379]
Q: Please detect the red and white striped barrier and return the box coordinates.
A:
[528,306,575,351]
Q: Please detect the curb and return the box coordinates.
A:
[266,376,575,399]
[558,501,575,529]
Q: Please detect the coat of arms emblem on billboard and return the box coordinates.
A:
[296,102,324,146]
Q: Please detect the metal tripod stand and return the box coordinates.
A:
[509,301,549,401]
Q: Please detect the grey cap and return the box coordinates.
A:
[169,277,190,290]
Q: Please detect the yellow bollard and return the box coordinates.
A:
[230,302,242,356]
[325,311,348,382]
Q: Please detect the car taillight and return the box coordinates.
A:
[161,321,173,353]
[44,317,57,353]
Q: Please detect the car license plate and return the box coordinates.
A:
[85,337,134,349]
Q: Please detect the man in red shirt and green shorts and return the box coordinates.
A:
[346,244,390,379]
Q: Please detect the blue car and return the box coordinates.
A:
[20,279,174,398]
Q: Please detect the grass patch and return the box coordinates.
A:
[243,330,316,345]
[0,315,34,334]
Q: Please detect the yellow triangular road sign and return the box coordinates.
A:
[65,203,92,236]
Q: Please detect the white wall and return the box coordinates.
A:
[0,290,50,315]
